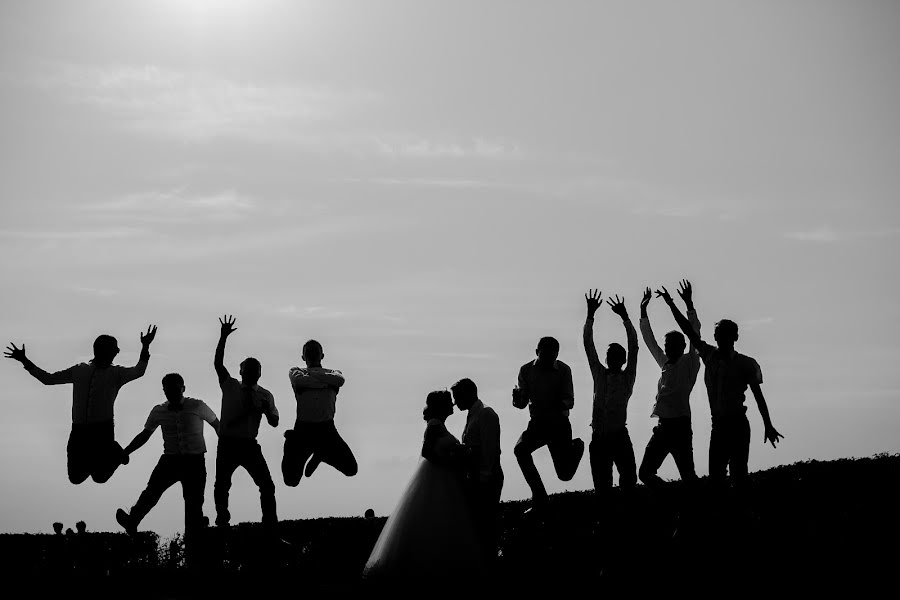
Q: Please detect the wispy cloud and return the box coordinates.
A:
[784,225,900,243]
[31,63,378,144]
[427,351,498,360]
[0,227,147,241]
[79,189,256,223]
[277,305,350,320]
[373,135,524,160]
[742,317,775,331]
[72,286,118,297]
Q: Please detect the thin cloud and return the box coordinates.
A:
[278,305,350,320]
[427,352,498,360]
[32,63,379,144]
[784,226,900,243]
[79,189,257,223]
[374,135,524,160]
[0,227,147,241]
[72,287,118,297]
[742,317,775,331]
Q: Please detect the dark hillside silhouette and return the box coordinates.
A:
[1,453,897,597]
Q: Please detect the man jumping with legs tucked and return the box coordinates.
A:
[282,340,358,487]
[512,336,585,518]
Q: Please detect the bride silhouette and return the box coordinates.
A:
[362,390,485,581]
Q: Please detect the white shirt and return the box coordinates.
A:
[640,309,702,419]
[288,366,345,424]
[24,353,149,425]
[144,397,218,455]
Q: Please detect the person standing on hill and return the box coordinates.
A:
[512,336,585,517]
[583,290,639,500]
[658,286,783,488]
[638,280,701,487]
[450,377,503,561]
[282,340,358,486]
[4,325,157,484]
[212,315,280,532]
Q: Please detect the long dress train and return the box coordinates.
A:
[362,418,485,580]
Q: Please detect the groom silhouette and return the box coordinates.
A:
[451,378,503,561]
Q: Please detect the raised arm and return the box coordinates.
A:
[657,286,705,350]
[750,382,783,448]
[608,295,638,376]
[677,280,702,355]
[117,325,157,385]
[583,289,604,372]
[214,316,236,382]
[639,288,666,367]
[5,343,76,385]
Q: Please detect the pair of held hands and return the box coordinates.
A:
[586,279,694,319]
[4,326,159,363]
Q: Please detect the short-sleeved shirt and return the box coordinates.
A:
[144,397,218,455]
[218,377,277,440]
[697,343,763,418]
[288,367,345,424]
[24,354,149,425]
[517,359,575,420]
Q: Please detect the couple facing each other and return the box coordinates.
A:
[363,378,502,581]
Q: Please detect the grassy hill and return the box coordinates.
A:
[2,453,897,597]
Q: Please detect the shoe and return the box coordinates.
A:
[560,438,585,482]
[116,508,137,535]
[304,454,321,478]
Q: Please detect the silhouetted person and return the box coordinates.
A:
[658,286,783,488]
[53,522,64,536]
[116,373,220,540]
[583,291,638,498]
[212,315,280,532]
[365,508,375,519]
[282,340,358,486]
[451,377,503,560]
[75,521,86,534]
[4,326,157,484]
[638,281,701,487]
[512,336,585,517]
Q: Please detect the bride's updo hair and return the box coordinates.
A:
[422,390,453,421]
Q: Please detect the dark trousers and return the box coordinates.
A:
[282,420,358,486]
[709,413,751,486]
[514,416,581,501]
[468,470,504,559]
[214,437,277,527]
[639,416,697,487]
[131,454,206,534]
[67,421,124,484]
[590,427,637,493]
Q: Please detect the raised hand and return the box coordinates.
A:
[764,425,784,448]
[677,279,693,306]
[607,294,628,319]
[4,342,26,363]
[655,286,674,304]
[512,387,528,410]
[140,325,158,347]
[584,289,602,318]
[640,287,652,311]
[219,315,237,338]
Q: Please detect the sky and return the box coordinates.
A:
[1,0,898,539]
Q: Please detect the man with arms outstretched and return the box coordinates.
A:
[282,340,358,486]
[638,280,701,487]
[4,326,157,484]
[212,315,280,532]
[658,286,783,488]
[512,336,585,517]
[583,291,639,499]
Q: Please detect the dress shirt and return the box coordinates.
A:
[584,317,638,433]
[462,400,501,482]
[144,397,218,455]
[24,349,149,425]
[696,343,763,418]
[517,359,575,419]
[640,309,701,419]
[218,377,277,439]
[289,366,345,424]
